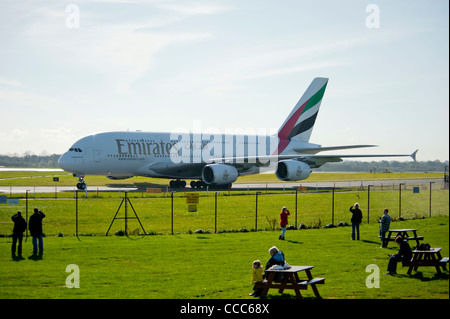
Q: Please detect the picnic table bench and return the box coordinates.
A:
[254,266,325,299]
[380,229,424,247]
[402,248,449,275]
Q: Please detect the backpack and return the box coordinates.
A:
[417,243,430,250]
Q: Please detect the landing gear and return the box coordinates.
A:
[169,179,186,189]
[190,181,232,190]
[169,179,232,190]
[190,180,207,189]
[76,176,87,190]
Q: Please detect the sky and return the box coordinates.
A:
[0,0,448,162]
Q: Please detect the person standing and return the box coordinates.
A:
[279,206,290,240]
[29,208,45,254]
[379,209,391,248]
[349,203,363,240]
[11,211,27,258]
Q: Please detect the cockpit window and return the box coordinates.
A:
[69,148,83,152]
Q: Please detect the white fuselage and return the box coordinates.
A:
[58,131,314,180]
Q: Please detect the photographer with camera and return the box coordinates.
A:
[11,211,27,259]
[29,208,45,255]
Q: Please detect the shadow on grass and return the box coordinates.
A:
[261,293,321,300]
[286,240,303,245]
[397,271,449,281]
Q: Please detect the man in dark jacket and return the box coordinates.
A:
[29,208,45,254]
[11,211,27,258]
[385,236,412,275]
[349,203,363,240]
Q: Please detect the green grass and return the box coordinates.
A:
[0,171,443,187]
[1,171,448,299]
[0,216,448,299]
[0,188,448,236]
[1,187,448,236]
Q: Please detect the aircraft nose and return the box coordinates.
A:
[58,152,73,172]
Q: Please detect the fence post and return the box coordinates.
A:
[215,192,219,233]
[331,185,335,225]
[295,189,298,229]
[367,185,373,223]
[171,192,174,235]
[255,192,261,231]
[399,183,405,218]
[76,190,78,236]
[429,182,434,218]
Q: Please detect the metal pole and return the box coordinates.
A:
[399,183,404,219]
[332,185,335,225]
[76,190,78,237]
[295,189,298,229]
[429,182,434,218]
[255,192,261,231]
[25,190,29,240]
[215,192,218,233]
[367,185,370,224]
[124,192,128,235]
[171,192,174,235]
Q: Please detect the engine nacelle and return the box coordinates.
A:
[202,164,238,185]
[275,160,311,181]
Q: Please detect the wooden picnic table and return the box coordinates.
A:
[403,248,449,275]
[254,266,325,299]
[381,228,424,247]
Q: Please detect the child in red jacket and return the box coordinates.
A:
[279,206,290,240]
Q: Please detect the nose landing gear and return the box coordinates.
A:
[76,176,87,190]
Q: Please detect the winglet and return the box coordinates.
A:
[411,149,418,162]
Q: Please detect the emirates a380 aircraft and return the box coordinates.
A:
[58,78,417,190]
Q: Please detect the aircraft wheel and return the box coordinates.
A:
[76,182,87,190]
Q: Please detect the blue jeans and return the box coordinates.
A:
[32,235,44,253]
[352,223,360,240]
[12,233,23,255]
[387,255,404,274]
[280,227,286,238]
[380,230,388,247]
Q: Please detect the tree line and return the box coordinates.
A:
[0,153,448,173]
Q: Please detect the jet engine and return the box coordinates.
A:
[275,160,311,181]
[202,164,238,185]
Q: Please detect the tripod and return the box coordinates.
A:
[106,192,146,236]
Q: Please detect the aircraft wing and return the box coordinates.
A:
[293,144,377,154]
[215,149,418,169]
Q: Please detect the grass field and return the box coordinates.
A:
[0,171,444,187]
[0,187,448,236]
[0,171,448,300]
[0,217,448,299]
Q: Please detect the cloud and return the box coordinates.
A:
[0,77,26,88]
[94,29,212,92]
[0,88,60,110]
[154,2,234,15]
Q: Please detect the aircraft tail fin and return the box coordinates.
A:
[277,77,328,144]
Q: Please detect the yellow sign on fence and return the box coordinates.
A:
[186,193,200,204]
[186,193,200,212]
[147,188,162,193]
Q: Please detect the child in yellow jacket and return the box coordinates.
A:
[249,260,264,297]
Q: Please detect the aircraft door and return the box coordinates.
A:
[93,149,102,162]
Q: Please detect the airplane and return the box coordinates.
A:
[58,77,418,190]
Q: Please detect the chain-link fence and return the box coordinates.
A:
[0,182,448,236]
